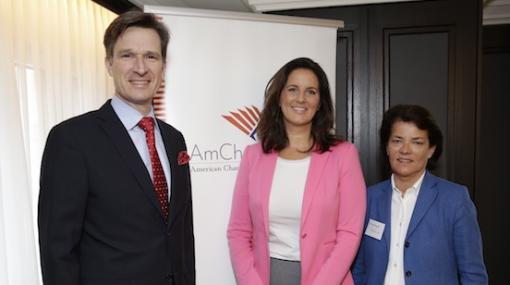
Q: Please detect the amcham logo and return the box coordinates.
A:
[222,106,261,140]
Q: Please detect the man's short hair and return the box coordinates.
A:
[103,10,170,61]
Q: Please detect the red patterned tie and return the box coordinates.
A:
[138,117,169,221]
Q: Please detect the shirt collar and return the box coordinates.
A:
[390,171,426,198]
[110,95,157,131]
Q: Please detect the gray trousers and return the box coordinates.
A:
[270,257,301,285]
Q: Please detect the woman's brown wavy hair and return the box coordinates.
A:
[257,57,342,153]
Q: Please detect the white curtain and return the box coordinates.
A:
[0,0,116,284]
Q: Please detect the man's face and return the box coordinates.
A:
[106,27,165,115]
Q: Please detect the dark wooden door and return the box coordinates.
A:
[476,23,510,284]
[274,0,481,190]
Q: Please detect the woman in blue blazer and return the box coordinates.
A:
[352,105,488,285]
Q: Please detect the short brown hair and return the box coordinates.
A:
[103,10,170,61]
[257,57,341,153]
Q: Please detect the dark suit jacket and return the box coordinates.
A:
[38,100,195,285]
[352,171,487,285]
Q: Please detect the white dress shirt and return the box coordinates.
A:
[110,95,171,200]
[383,172,425,285]
[268,156,310,261]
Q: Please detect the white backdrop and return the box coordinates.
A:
[145,6,340,284]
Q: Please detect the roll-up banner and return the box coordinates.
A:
[145,6,342,284]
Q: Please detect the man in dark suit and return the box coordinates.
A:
[38,11,195,285]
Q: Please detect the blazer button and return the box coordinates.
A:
[405,271,412,277]
[404,241,410,248]
[301,233,307,239]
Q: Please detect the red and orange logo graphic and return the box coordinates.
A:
[222,106,261,140]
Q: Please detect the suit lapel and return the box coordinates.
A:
[406,172,438,239]
[158,120,181,229]
[301,150,330,228]
[96,101,164,220]
[260,151,278,237]
[381,181,393,250]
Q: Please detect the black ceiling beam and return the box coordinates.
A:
[92,0,139,14]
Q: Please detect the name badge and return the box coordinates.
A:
[365,218,385,240]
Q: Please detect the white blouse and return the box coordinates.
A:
[268,156,311,261]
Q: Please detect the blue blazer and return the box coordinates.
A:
[352,171,488,285]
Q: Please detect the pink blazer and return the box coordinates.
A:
[227,142,366,285]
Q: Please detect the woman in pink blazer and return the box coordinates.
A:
[227,58,366,285]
